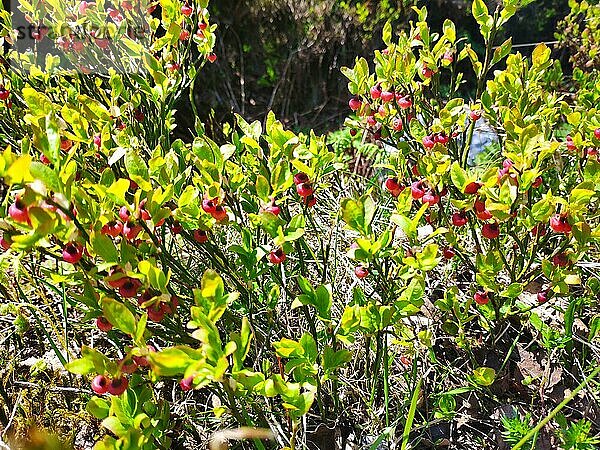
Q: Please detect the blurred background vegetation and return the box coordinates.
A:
[174,0,574,138]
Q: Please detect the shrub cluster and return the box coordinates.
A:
[0,0,598,448]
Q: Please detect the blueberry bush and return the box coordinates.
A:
[0,0,599,449]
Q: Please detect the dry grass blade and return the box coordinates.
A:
[209,427,275,450]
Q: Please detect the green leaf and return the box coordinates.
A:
[443,19,456,43]
[102,298,136,336]
[322,346,352,373]
[314,284,333,320]
[492,38,512,65]
[22,87,53,117]
[91,232,119,263]
[255,175,270,201]
[501,283,523,299]
[29,162,60,192]
[472,0,491,38]
[148,347,200,377]
[106,179,131,205]
[125,149,151,191]
[472,367,496,386]
[531,43,551,67]
[201,270,224,300]
[382,21,392,46]
[87,397,110,420]
[64,357,95,375]
[450,162,468,192]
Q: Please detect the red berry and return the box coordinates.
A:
[166,62,180,71]
[552,252,569,267]
[211,205,228,222]
[202,198,217,214]
[385,177,400,193]
[531,224,546,237]
[296,182,314,198]
[95,38,109,49]
[107,377,128,395]
[422,192,440,205]
[8,199,30,224]
[0,236,11,251]
[132,346,154,367]
[537,291,548,303]
[263,203,281,216]
[350,129,358,136]
[474,290,489,305]
[180,376,194,391]
[139,201,151,221]
[434,133,449,145]
[93,134,101,147]
[102,220,123,238]
[443,247,455,259]
[370,84,382,99]
[107,271,128,289]
[268,247,286,264]
[397,96,412,109]
[476,209,492,221]
[349,97,362,111]
[411,181,425,200]
[96,316,113,332]
[207,53,217,63]
[422,135,435,149]
[91,375,109,394]
[122,221,142,240]
[451,211,468,227]
[147,303,166,322]
[377,104,387,117]
[118,206,131,221]
[0,87,10,101]
[71,40,84,52]
[422,66,434,78]
[133,109,145,122]
[62,242,83,264]
[354,265,368,279]
[181,3,192,16]
[482,222,500,239]
[40,154,51,164]
[171,221,183,234]
[464,182,482,195]
[469,110,482,121]
[594,128,600,140]
[193,229,208,243]
[303,195,317,208]
[179,30,190,40]
[198,22,208,31]
[293,172,310,185]
[162,296,179,315]
[381,91,394,103]
[119,358,138,374]
[366,115,377,127]
[443,50,454,63]
[392,117,403,131]
[532,176,543,188]
[118,278,141,298]
[549,214,572,234]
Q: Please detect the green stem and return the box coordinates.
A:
[512,365,600,450]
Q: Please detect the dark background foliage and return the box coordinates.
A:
[174,0,571,138]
